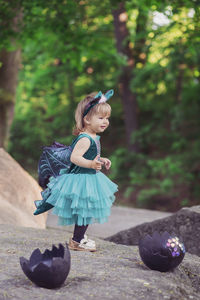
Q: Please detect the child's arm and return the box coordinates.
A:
[70,137,103,170]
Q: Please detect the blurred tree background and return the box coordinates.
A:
[0,0,199,212]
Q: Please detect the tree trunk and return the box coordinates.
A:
[0,10,22,148]
[113,4,148,153]
[175,66,184,102]
[113,2,138,152]
[0,48,21,148]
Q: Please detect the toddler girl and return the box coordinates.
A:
[35,90,118,252]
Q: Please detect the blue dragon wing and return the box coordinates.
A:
[38,141,72,189]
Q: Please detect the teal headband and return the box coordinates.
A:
[83,89,114,118]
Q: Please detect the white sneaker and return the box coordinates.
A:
[83,235,96,246]
[69,237,96,252]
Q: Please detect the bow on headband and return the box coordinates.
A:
[83,89,114,117]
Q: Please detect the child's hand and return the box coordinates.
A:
[100,157,111,170]
[90,155,104,170]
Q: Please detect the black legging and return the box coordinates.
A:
[72,224,88,243]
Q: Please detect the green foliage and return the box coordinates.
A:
[111,143,199,211]
[8,0,121,170]
[1,0,199,210]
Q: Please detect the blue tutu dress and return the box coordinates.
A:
[42,133,118,226]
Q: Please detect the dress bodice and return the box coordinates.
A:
[69,133,101,174]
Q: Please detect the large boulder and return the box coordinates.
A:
[0,148,46,228]
[106,206,200,256]
[0,224,200,299]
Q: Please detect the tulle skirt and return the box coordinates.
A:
[44,171,118,226]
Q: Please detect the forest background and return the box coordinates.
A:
[0,0,199,212]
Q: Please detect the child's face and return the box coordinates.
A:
[85,113,110,134]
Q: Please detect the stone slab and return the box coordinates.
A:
[107,206,200,256]
[0,224,200,300]
[0,148,46,228]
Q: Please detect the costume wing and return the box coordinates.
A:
[38,141,72,189]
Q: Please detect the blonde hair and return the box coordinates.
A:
[73,93,111,135]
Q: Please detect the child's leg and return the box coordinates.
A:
[72,224,88,243]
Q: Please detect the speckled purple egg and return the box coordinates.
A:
[138,231,185,272]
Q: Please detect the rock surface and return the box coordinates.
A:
[0,148,46,228]
[107,206,200,256]
[0,224,200,300]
